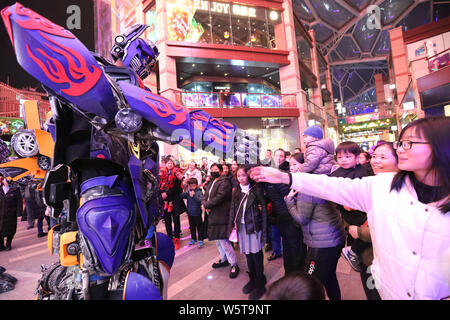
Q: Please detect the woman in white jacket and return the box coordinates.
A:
[249,116,450,300]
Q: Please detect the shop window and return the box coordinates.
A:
[211,11,231,45]
[297,36,312,70]
[267,9,282,49]
[145,7,158,44]
[249,8,268,48]
[193,10,212,44]
[231,16,250,46]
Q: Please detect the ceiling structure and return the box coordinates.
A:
[293,0,450,104]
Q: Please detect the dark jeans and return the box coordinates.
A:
[188,215,204,241]
[304,244,344,300]
[270,225,282,255]
[37,216,51,234]
[203,213,209,239]
[246,250,264,280]
[276,219,306,275]
[350,238,371,255]
[164,210,181,239]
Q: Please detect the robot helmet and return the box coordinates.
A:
[110,24,159,80]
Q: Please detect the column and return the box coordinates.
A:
[308,29,327,135]
[388,27,411,129]
[279,0,308,149]
[155,0,179,158]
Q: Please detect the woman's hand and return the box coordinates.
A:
[249,166,289,184]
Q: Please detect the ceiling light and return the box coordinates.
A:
[200,72,204,75]
[241,66,245,69]
[217,65,220,68]
[180,77,183,80]
[224,73,228,76]
[192,64,195,67]
[269,11,279,21]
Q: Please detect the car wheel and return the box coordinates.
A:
[11,130,38,157]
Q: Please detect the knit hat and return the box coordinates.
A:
[303,125,323,139]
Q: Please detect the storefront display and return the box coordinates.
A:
[166,0,281,48]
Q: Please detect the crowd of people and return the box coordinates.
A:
[1,116,448,300]
[156,117,450,301]
[0,175,51,252]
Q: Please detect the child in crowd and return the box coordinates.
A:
[298,125,335,175]
[329,141,372,272]
[264,273,325,300]
[180,178,205,248]
[228,165,267,300]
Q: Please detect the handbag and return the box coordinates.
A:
[229,191,249,243]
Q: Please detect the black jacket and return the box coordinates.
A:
[202,176,232,240]
[228,184,267,244]
[166,177,186,215]
[24,183,46,220]
[0,186,22,237]
[263,161,292,224]
[329,164,372,226]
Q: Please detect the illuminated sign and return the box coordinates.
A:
[341,118,395,133]
[193,0,256,17]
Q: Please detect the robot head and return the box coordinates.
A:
[110,24,159,80]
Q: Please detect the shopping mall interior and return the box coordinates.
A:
[0,0,449,302]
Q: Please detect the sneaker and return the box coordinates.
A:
[26,225,34,230]
[198,240,204,248]
[212,260,229,268]
[38,232,48,238]
[229,265,240,279]
[188,239,196,246]
[173,238,180,250]
[341,246,361,272]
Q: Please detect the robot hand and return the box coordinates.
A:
[232,128,261,165]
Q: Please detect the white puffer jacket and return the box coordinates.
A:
[291,172,450,300]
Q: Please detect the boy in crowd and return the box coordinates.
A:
[329,141,372,271]
[180,178,205,248]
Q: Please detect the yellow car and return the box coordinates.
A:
[0,100,54,181]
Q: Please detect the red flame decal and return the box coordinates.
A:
[140,94,188,126]
[15,3,75,39]
[26,32,102,96]
[1,7,14,49]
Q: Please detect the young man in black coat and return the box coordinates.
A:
[263,149,306,275]
[0,174,23,251]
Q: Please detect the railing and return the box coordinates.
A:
[0,82,51,122]
[178,91,298,109]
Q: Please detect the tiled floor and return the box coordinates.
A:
[0,215,366,300]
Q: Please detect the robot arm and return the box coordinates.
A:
[117,81,260,164]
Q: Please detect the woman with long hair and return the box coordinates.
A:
[249,116,450,299]
[228,165,267,300]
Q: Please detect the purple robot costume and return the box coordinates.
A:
[1,2,259,300]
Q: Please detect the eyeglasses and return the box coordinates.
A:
[393,140,429,150]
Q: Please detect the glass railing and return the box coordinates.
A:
[178,91,298,109]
